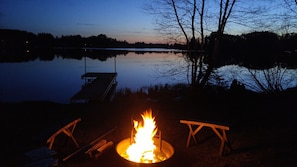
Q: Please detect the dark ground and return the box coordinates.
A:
[1,88,297,167]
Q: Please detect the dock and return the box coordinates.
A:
[71,72,117,103]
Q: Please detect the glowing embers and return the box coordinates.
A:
[116,109,174,164]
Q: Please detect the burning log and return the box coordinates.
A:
[116,109,174,164]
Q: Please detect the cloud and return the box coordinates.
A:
[76,22,98,26]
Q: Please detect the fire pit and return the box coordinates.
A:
[116,109,174,164]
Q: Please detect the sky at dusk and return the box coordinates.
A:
[0,0,162,43]
[1,0,295,43]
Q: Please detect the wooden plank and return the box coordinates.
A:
[85,139,107,157]
[81,72,116,78]
[71,72,117,103]
[180,120,230,130]
[62,127,117,162]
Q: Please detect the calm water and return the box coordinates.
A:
[1,50,296,104]
[0,50,188,103]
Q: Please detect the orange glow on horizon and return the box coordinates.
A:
[113,34,167,44]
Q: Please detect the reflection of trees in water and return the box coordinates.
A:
[1,45,297,93]
[157,55,297,93]
[152,51,233,89]
[247,65,297,93]
[55,49,129,61]
[0,48,130,62]
[214,64,297,93]
[152,53,189,84]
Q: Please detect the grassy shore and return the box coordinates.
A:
[1,86,297,167]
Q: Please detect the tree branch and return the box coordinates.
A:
[171,0,189,44]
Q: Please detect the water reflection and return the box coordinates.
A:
[0,51,187,103]
[216,65,297,93]
[0,50,296,104]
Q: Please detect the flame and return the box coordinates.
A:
[126,109,158,163]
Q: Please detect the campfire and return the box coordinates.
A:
[116,109,174,164]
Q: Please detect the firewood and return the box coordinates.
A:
[94,141,114,159]
[97,141,113,152]
[85,139,107,157]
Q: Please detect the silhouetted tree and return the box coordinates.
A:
[146,0,237,87]
[36,33,55,48]
[146,0,297,89]
[57,35,83,47]
[279,0,297,33]
[239,31,280,68]
[0,29,37,61]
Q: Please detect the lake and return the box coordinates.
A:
[0,49,189,103]
[1,49,296,104]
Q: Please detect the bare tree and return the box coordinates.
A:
[279,0,297,33]
[146,0,236,87]
[145,0,297,91]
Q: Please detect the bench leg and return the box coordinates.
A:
[211,128,231,156]
[62,128,80,148]
[186,124,204,147]
[186,124,196,147]
[48,138,55,149]
[222,130,232,153]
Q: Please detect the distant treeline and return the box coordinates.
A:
[205,31,297,68]
[0,29,185,62]
[0,29,297,68]
[0,29,183,50]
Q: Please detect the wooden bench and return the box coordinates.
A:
[180,119,232,156]
[45,117,82,149]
